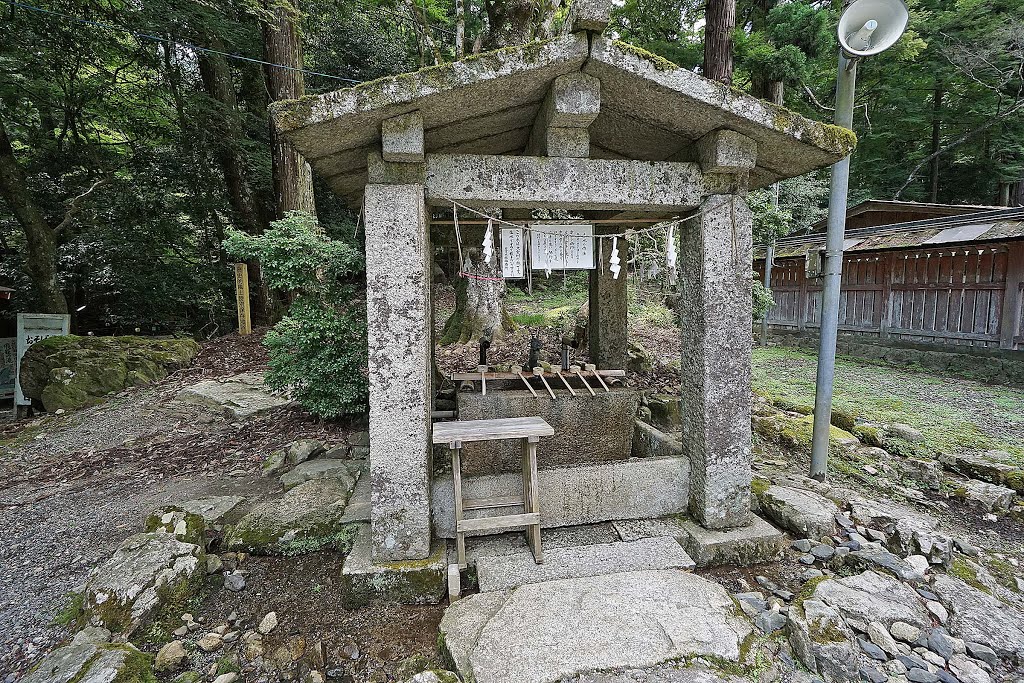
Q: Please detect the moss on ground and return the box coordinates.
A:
[752,346,1024,464]
[949,557,990,593]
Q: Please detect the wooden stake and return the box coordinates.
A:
[234,263,252,336]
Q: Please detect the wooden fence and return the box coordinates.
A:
[757,241,1024,350]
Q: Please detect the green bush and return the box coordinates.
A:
[224,212,368,417]
[752,275,775,322]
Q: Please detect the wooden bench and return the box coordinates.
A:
[432,416,554,568]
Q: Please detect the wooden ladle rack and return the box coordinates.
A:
[451,365,625,399]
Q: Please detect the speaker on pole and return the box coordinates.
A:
[837,0,909,58]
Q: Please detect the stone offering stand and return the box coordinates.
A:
[269,0,854,630]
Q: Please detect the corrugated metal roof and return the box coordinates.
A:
[758,207,1024,259]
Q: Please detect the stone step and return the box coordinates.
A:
[475,536,695,592]
[440,569,752,683]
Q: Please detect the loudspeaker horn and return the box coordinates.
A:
[837,0,909,57]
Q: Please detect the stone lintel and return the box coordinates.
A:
[680,194,754,530]
[366,150,425,185]
[381,111,425,163]
[526,73,600,157]
[695,129,757,174]
[425,153,705,210]
[363,183,433,562]
[566,0,613,33]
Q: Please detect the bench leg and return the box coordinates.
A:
[525,436,543,564]
[452,443,467,569]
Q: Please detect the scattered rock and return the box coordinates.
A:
[756,485,838,539]
[900,458,943,490]
[953,539,979,557]
[840,547,925,583]
[887,423,924,443]
[965,642,997,667]
[906,555,930,575]
[259,611,278,635]
[868,621,900,657]
[280,458,360,491]
[22,641,154,683]
[811,544,835,561]
[792,539,813,553]
[755,609,787,634]
[948,653,991,683]
[891,622,922,644]
[859,638,889,661]
[927,628,958,661]
[155,640,187,672]
[197,633,223,652]
[959,480,1015,512]
[144,507,206,545]
[263,449,287,477]
[931,574,1024,662]
[927,601,949,625]
[286,438,325,465]
[811,571,931,629]
[224,571,246,592]
[212,674,239,683]
[860,665,888,683]
[206,555,223,574]
[906,669,939,683]
[801,568,824,581]
[83,532,204,635]
[940,452,1024,494]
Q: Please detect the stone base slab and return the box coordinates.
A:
[432,457,690,538]
[476,536,695,592]
[676,515,785,567]
[340,523,447,608]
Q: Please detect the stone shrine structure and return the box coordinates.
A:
[270,3,854,576]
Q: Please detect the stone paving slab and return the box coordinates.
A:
[452,523,620,567]
[175,372,291,419]
[439,569,752,683]
[476,537,695,592]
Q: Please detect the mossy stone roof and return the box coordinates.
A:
[271,33,855,206]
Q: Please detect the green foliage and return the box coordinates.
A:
[52,592,85,628]
[752,275,775,322]
[224,212,368,417]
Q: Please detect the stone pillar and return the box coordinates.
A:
[364,182,433,561]
[589,229,628,368]
[679,194,753,529]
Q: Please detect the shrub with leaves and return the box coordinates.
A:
[224,212,367,417]
[753,275,775,322]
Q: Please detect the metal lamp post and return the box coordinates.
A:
[810,0,909,480]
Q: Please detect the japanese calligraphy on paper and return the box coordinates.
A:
[500,227,526,279]
[530,224,595,271]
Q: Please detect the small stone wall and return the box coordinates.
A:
[454,387,641,476]
[763,330,1024,386]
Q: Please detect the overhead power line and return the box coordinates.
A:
[0,0,364,84]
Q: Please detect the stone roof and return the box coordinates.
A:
[271,33,856,206]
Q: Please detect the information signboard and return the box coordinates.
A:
[500,227,526,279]
[15,313,70,406]
[530,224,595,271]
[0,338,15,399]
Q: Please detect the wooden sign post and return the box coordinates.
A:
[234,263,252,336]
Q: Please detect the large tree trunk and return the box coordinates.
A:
[484,0,536,48]
[262,0,317,219]
[703,0,736,84]
[197,44,276,324]
[0,118,68,313]
[441,249,515,345]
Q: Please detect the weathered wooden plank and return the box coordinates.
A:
[463,495,524,511]
[1000,243,1024,349]
[457,512,541,532]
[432,416,554,444]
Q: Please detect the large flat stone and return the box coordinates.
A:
[676,515,784,567]
[431,457,689,537]
[811,570,930,630]
[440,570,752,683]
[175,372,291,419]
[84,532,204,635]
[22,642,152,683]
[755,484,838,539]
[572,665,749,683]
[280,458,361,491]
[932,574,1024,662]
[476,537,695,592]
[225,476,358,554]
[454,389,641,476]
[173,495,248,526]
[340,523,446,608]
[940,451,1024,494]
